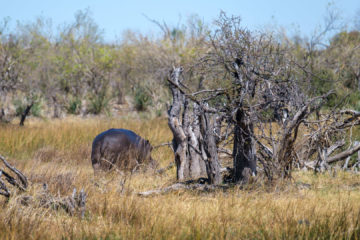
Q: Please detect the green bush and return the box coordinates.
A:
[346,92,360,111]
[134,86,152,111]
[88,92,111,115]
[13,96,42,117]
[30,100,42,117]
[259,108,275,122]
[66,97,82,115]
[13,99,26,117]
[311,69,337,108]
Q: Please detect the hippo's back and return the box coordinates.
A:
[93,128,141,147]
[91,128,145,171]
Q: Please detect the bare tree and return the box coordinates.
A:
[167,67,211,182]
[165,12,360,186]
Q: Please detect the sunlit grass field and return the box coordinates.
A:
[1,116,360,239]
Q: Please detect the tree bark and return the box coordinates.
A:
[0,108,5,122]
[116,81,125,104]
[0,93,10,123]
[233,109,257,183]
[19,102,34,126]
[168,68,188,180]
[52,96,61,118]
[167,67,214,182]
[188,103,207,178]
[200,112,221,184]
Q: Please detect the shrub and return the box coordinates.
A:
[311,69,337,107]
[134,86,152,111]
[30,100,42,117]
[14,99,26,117]
[66,97,82,115]
[13,96,42,117]
[88,91,111,115]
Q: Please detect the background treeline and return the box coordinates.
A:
[0,9,359,122]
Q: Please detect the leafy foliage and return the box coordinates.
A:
[0,10,359,120]
[13,95,42,117]
[134,85,152,111]
[66,96,82,115]
[88,90,111,115]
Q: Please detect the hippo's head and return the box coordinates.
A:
[144,139,159,168]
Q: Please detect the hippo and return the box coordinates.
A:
[91,128,156,172]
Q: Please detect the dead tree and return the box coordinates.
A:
[297,108,360,171]
[165,14,306,183]
[167,67,221,184]
[164,13,360,187]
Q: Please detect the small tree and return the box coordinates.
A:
[0,34,24,122]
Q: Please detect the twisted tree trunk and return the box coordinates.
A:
[233,109,257,183]
[167,67,219,183]
[168,68,189,180]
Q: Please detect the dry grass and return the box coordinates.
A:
[1,116,360,239]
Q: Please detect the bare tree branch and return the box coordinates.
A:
[327,143,360,164]
[0,154,28,190]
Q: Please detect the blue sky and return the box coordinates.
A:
[1,0,359,42]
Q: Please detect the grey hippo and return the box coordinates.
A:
[91,128,157,172]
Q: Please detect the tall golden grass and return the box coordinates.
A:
[1,116,360,239]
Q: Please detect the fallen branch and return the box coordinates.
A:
[0,155,86,218]
[0,155,28,198]
[153,142,172,149]
[0,155,28,189]
[0,172,10,198]
[327,143,360,164]
[327,140,346,156]
[39,186,87,218]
